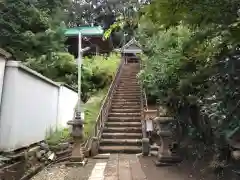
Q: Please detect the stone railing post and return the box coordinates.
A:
[153,116,182,166]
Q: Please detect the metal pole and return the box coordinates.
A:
[77,32,82,118]
[66,31,88,166]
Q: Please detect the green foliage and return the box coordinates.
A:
[83,88,108,139]
[137,0,240,156]
[0,0,69,61]
[81,53,120,101]
[46,128,70,146]
[25,53,120,102]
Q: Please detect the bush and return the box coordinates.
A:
[81,53,120,101]
[137,21,234,156]
[25,52,120,102]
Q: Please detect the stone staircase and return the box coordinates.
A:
[99,62,142,154]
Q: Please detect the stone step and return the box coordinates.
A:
[117,87,140,90]
[118,82,139,84]
[113,96,141,100]
[113,98,141,101]
[114,93,140,96]
[119,79,138,81]
[119,76,138,82]
[108,116,141,121]
[115,92,141,95]
[118,85,140,87]
[103,127,142,133]
[120,77,138,79]
[118,85,139,88]
[108,112,141,117]
[102,132,142,139]
[111,102,140,105]
[100,139,142,146]
[111,108,141,113]
[117,88,140,91]
[112,99,140,103]
[114,93,141,98]
[121,70,139,72]
[105,122,141,128]
[114,93,141,96]
[118,84,139,87]
[108,115,141,122]
[99,146,142,154]
[121,74,138,76]
[111,105,141,109]
[113,97,140,101]
[121,70,138,72]
[118,82,138,84]
[116,88,140,91]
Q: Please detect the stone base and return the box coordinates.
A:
[142,138,150,156]
[91,137,99,157]
[93,153,110,159]
[155,154,182,166]
[70,155,85,162]
[65,158,88,167]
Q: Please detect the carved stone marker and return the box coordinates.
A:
[153,116,182,166]
[142,109,158,156]
[66,115,87,166]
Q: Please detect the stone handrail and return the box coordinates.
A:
[84,57,125,155]
[140,58,148,139]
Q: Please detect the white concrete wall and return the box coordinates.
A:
[0,61,77,151]
[0,57,6,106]
[57,86,78,128]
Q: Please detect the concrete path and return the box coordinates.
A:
[32,154,222,180]
[104,154,146,180]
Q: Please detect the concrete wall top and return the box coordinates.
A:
[6,61,60,88]
[0,49,11,59]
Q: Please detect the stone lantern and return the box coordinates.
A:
[66,111,87,166]
[153,116,182,166]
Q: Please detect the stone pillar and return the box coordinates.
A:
[91,137,99,157]
[154,116,182,166]
[142,138,150,156]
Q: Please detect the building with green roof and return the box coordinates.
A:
[64,26,113,57]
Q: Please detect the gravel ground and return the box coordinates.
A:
[30,159,105,180]
[31,163,71,180]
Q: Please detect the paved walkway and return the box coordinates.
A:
[104,154,146,180]
[32,154,223,180]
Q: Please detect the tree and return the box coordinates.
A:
[0,0,69,61]
[66,0,147,47]
[137,0,240,161]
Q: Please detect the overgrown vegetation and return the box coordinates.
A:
[46,128,70,146]
[137,0,240,166]
[83,88,108,139]
[46,87,110,146]
[81,54,120,101]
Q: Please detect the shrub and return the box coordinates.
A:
[25,52,120,102]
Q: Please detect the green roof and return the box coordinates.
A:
[64,26,104,36]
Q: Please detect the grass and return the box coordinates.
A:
[83,88,108,139]
[45,128,70,146]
